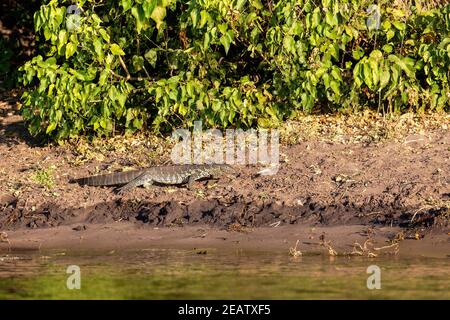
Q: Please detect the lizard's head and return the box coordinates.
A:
[209,163,236,175]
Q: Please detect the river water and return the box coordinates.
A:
[0,248,449,299]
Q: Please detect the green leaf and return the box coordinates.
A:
[46,122,57,134]
[330,81,340,96]
[133,118,143,129]
[57,30,68,54]
[283,36,295,53]
[312,8,321,28]
[236,0,247,10]
[212,100,221,112]
[143,0,157,18]
[370,50,383,60]
[220,34,231,54]
[388,55,416,78]
[144,49,157,67]
[218,23,228,35]
[325,11,338,26]
[379,68,390,90]
[131,5,147,33]
[199,10,209,28]
[178,103,188,116]
[100,119,108,129]
[186,82,195,96]
[382,44,393,53]
[151,6,167,29]
[369,58,379,87]
[55,110,62,123]
[99,29,110,43]
[250,0,263,9]
[132,55,145,71]
[386,30,395,41]
[121,0,133,11]
[110,43,125,56]
[328,43,339,61]
[117,92,127,108]
[353,62,362,87]
[65,42,76,59]
[93,38,103,59]
[204,32,211,49]
[126,109,134,123]
[99,69,109,86]
[190,9,199,28]
[363,62,373,89]
[331,67,342,82]
[392,21,405,31]
[352,47,364,60]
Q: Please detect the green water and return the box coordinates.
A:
[0,248,449,299]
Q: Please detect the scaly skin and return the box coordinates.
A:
[71,164,234,193]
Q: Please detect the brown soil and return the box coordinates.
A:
[1,223,449,258]
[0,95,449,256]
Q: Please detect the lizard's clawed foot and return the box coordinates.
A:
[115,186,129,195]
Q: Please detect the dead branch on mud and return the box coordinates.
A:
[351,239,399,257]
[319,234,338,256]
[289,240,302,257]
[0,232,11,251]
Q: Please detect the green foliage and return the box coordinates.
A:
[20,0,450,140]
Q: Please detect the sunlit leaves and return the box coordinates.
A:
[19,0,450,140]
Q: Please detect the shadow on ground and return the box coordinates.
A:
[0,94,41,147]
[0,194,447,233]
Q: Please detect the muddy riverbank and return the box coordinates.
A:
[1,223,449,258]
[0,94,449,256]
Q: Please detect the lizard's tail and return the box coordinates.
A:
[70,170,144,186]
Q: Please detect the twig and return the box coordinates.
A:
[118,55,131,80]
[410,206,430,223]
[269,221,281,227]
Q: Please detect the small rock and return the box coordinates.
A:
[72,225,87,231]
[0,194,17,207]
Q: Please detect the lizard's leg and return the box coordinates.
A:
[187,171,212,190]
[142,181,155,189]
[116,173,153,194]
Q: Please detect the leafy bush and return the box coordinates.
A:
[20,0,450,140]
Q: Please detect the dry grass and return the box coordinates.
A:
[52,110,449,171]
[65,132,174,167]
[280,111,449,145]
[227,222,251,233]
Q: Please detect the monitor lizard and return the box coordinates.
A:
[71,164,234,194]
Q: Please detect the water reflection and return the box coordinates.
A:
[0,249,449,299]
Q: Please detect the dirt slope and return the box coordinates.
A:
[0,95,449,240]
